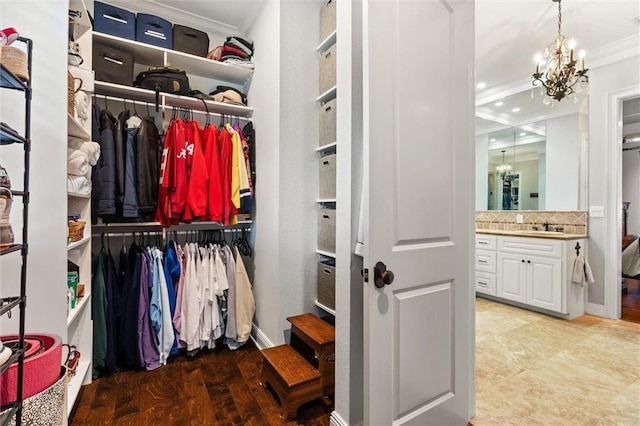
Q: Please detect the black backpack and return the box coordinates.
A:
[134,66,190,96]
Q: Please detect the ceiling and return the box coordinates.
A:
[476,0,640,106]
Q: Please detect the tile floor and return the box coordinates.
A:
[472,297,640,426]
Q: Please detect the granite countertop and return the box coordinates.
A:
[476,229,588,240]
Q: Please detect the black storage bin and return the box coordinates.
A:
[93,42,134,86]
[173,24,209,57]
[136,13,173,49]
[94,2,135,40]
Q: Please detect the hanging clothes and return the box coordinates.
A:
[114,109,130,212]
[202,124,223,222]
[138,249,161,371]
[136,116,161,221]
[97,109,117,217]
[123,115,141,218]
[234,247,255,345]
[92,250,108,370]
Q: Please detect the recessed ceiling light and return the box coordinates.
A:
[512,107,521,113]
[490,138,496,142]
[519,132,526,136]
[477,82,487,89]
[495,101,504,107]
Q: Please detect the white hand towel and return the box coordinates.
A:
[0,341,12,365]
[572,254,595,286]
[78,141,101,166]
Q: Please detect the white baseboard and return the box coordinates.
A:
[251,323,274,350]
[330,411,352,426]
[586,302,605,317]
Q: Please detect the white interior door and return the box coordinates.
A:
[362,0,475,424]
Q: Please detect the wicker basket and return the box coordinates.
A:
[67,72,83,116]
[0,46,29,82]
[67,219,85,243]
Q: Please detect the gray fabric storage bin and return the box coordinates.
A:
[319,43,336,94]
[317,209,336,253]
[317,261,336,310]
[319,153,336,199]
[320,0,336,41]
[319,98,336,147]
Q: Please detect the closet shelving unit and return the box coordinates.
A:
[91,31,254,119]
[66,0,94,415]
[0,37,33,426]
[315,9,337,317]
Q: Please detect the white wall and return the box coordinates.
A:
[545,113,581,210]
[475,134,489,210]
[588,53,640,309]
[623,150,640,235]
[0,1,68,341]
[248,0,281,345]
[277,0,321,336]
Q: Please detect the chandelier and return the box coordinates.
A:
[532,0,588,104]
[496,150,513,182]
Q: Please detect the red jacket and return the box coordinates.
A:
[183,121,208,222]
[202,124,223,222]
[170,119,188,222]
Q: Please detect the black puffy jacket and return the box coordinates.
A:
[114,110,130,210]
[136,116,161,220]
[97,110,117,217]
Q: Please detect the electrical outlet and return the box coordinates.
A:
[516,214,524,224]
[589,206,605,218]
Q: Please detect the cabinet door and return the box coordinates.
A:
[528,255,563,312]
[497,253,527,303]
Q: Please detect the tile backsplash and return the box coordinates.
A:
[476,211,588,235]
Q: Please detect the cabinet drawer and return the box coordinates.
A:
[498,236,562,258]
[475,249,496,273]
[475,234,496,250]
[475,272,496,296]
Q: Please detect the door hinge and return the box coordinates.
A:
[363,268,369,282]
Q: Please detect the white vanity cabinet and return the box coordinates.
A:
[477,233,586,319]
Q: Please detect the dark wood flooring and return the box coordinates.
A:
[70,340,332,426]
[622,277,640,323]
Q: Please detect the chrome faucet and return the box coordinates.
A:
[542,222,550,231]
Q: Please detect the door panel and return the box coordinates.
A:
[529,256,562,312]
[363,0,474,424]
[498,254,527,303]
[396,282,452,417]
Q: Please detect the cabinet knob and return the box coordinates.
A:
[521,259,525,263]
[527,260,531,264]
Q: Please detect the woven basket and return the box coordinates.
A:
[67,72,83,116]
[0,46,29,82]
[67,219,85,243]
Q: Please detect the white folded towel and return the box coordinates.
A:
[67,150,90,176]
[572,254,595,286]
[67,175,91,195]
[78,141,101,166]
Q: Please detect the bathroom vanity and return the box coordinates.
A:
[475,229,587,319]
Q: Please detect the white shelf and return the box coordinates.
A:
[316,141,337,152]
[69,0,92,40]
[67,360,91,414]
[317,198,337,203]
[93,32,254,88]
[316,30,337,53]
[94,81,254,118]
[315,300,336,316]
[68,114,90,140]
[316,86,337,104]
[316,249,336,258]
[67,236,90,251]
[67,191,91,199]
[67,293,91,326]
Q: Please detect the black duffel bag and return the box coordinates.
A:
[133,66,190,95]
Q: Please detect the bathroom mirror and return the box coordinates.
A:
[476,89,588,211]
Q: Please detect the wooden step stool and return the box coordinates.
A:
[261,344,322,420]
[287,313,335,398]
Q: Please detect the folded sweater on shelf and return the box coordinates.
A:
[67,150,89,176]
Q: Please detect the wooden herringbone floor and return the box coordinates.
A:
[70,340,332,426]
